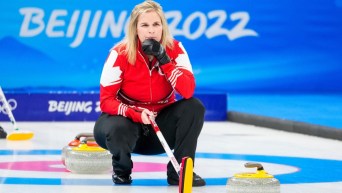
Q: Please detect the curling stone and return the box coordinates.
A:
[226,162,280,193]
[61,133,97,165]
[62,133,112,174]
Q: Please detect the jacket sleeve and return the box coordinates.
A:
[160,42,195,99]
[99,49,143,123]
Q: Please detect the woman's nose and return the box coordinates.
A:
[148,27,154,34]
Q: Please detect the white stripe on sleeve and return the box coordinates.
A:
[118,103,128,117]
[169,68,183,88]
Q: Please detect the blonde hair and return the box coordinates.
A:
[120,0,174,64]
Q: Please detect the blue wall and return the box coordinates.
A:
[1,0,342,93]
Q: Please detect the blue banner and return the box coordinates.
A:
[1,0,342,93]
[0,93,227,121]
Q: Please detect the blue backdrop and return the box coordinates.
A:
[1,0,342,93]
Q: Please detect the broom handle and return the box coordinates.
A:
[149,116,181,174]
[0,87,19,130]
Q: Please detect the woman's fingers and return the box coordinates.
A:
[141,109,155,124]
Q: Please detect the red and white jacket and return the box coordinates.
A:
[99,40,195,123]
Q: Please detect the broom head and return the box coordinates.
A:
[6,130,34,140]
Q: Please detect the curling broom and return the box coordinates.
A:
[149,116,193,193]
[0,86,34,140]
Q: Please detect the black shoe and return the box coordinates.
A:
[167,172,206,187]
[0,126,7,139]
[112,174,132,185]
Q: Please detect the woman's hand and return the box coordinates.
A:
[141,109,155,124]
[142,39,170,65]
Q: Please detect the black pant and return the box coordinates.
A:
[93,97,205,176]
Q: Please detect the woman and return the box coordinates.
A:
[93,0,205,186]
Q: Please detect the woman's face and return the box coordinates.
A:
[137,11,163,43]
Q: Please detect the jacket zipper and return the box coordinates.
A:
[138,51,154,112]
[149,61,154,112]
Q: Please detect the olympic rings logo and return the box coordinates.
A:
[0,99,17,114]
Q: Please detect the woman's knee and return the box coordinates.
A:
[107,117,136,141]
[94,115,138,148]
[182,97,205,116]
